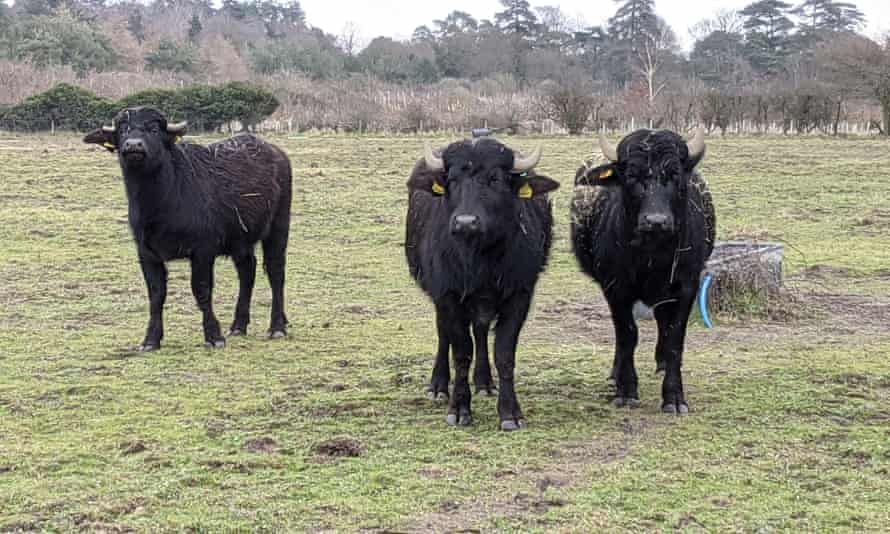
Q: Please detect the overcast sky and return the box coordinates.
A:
[299,0,889,51]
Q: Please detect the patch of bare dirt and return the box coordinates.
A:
[397,436,640,533]
[314,438,363,458]
[245,437,279,454]
[119,440,147,455]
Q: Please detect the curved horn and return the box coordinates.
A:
[512,145,542,173]
[686,127,706,159]
[599,131,618,162]
[166,121,188,134]
[102,125,115,133]
[424,142,444,171]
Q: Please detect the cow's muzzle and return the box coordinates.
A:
[121,138,147,162]
[637,213,675,234]
[451,214,481,237]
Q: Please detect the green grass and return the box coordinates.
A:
[1,133,889,531]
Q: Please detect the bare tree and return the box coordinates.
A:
[689,9,744,42]
[821,33,890,135]
[337,21,362,56]
[633,18,678,110]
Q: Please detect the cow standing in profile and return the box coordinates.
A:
[405,138,559,430]
[571,129,715,414]
[84,107,292,351]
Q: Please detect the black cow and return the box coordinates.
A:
[83,106,292,351]
[571,128,715,414]
[405,138,559,430]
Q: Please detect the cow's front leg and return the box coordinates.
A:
[437,300,473,426]
[606,296,640,407]
[190,253,224,348]
[494,291,532,431]
[654,288,696,415]
[427,308,451,402]
[138,255,167,352]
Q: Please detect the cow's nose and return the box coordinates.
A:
[640,213,673,233]
[122,138,145,153]
[644,214,669,227]
[452,214,481,235]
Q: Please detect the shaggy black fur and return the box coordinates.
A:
[84,107,292,350]
[571,129,715,414]
[405,138,559,430]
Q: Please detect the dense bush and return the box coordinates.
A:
[1,82,279,133]
[0,82,116,131]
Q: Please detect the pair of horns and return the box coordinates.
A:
[100,121,187,134]
[423,142,542,173]
[598,127,706,162]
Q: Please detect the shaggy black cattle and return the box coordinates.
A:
[84,106,292,351]
[405,138,559,430]
[571,128,715,414]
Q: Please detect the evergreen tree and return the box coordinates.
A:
[494,0,540,38]
[608,0,657,45]
[740,0,795,75]
[127,10,145,44]
[187,14,203,43]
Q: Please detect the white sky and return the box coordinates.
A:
[299,0,889,51]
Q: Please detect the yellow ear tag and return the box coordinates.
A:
[518,183,534,199]
[599,168,614,179]
[174,136,182,144]
[432,181,445,195]
[102,142,117,150]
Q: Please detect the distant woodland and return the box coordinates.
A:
[1,0,888,134]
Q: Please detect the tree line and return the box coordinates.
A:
[0,0,888,135]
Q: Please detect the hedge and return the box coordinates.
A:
[0,82,280,133]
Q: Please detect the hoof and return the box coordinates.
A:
[475,385,497,397]
[205,339,226,349]
[662,402,690,415]
[655,361,666,374]
[229,328,246,337]
[446,412,472,426]
[426,390,449,402]
[500,419,526,431]
[269,330,287,339]
[139,343,159,352]
[612,397,641,408]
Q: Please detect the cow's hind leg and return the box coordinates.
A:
[262,221,289,338]
[191,254,225,348]
[473,321,496,396]
[607,297,640,407]
[229,248,257,336]
[494,291,532,431]
[654,289,696,415]
[427,310,450,402]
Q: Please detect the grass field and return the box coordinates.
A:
[1,132,890,532]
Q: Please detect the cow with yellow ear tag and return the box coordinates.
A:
[404,137,559,431]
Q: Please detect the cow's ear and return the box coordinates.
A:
[83,128,117,152]
[577,163,618,186]
[518,175,560,199]
[407,171,446,196]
